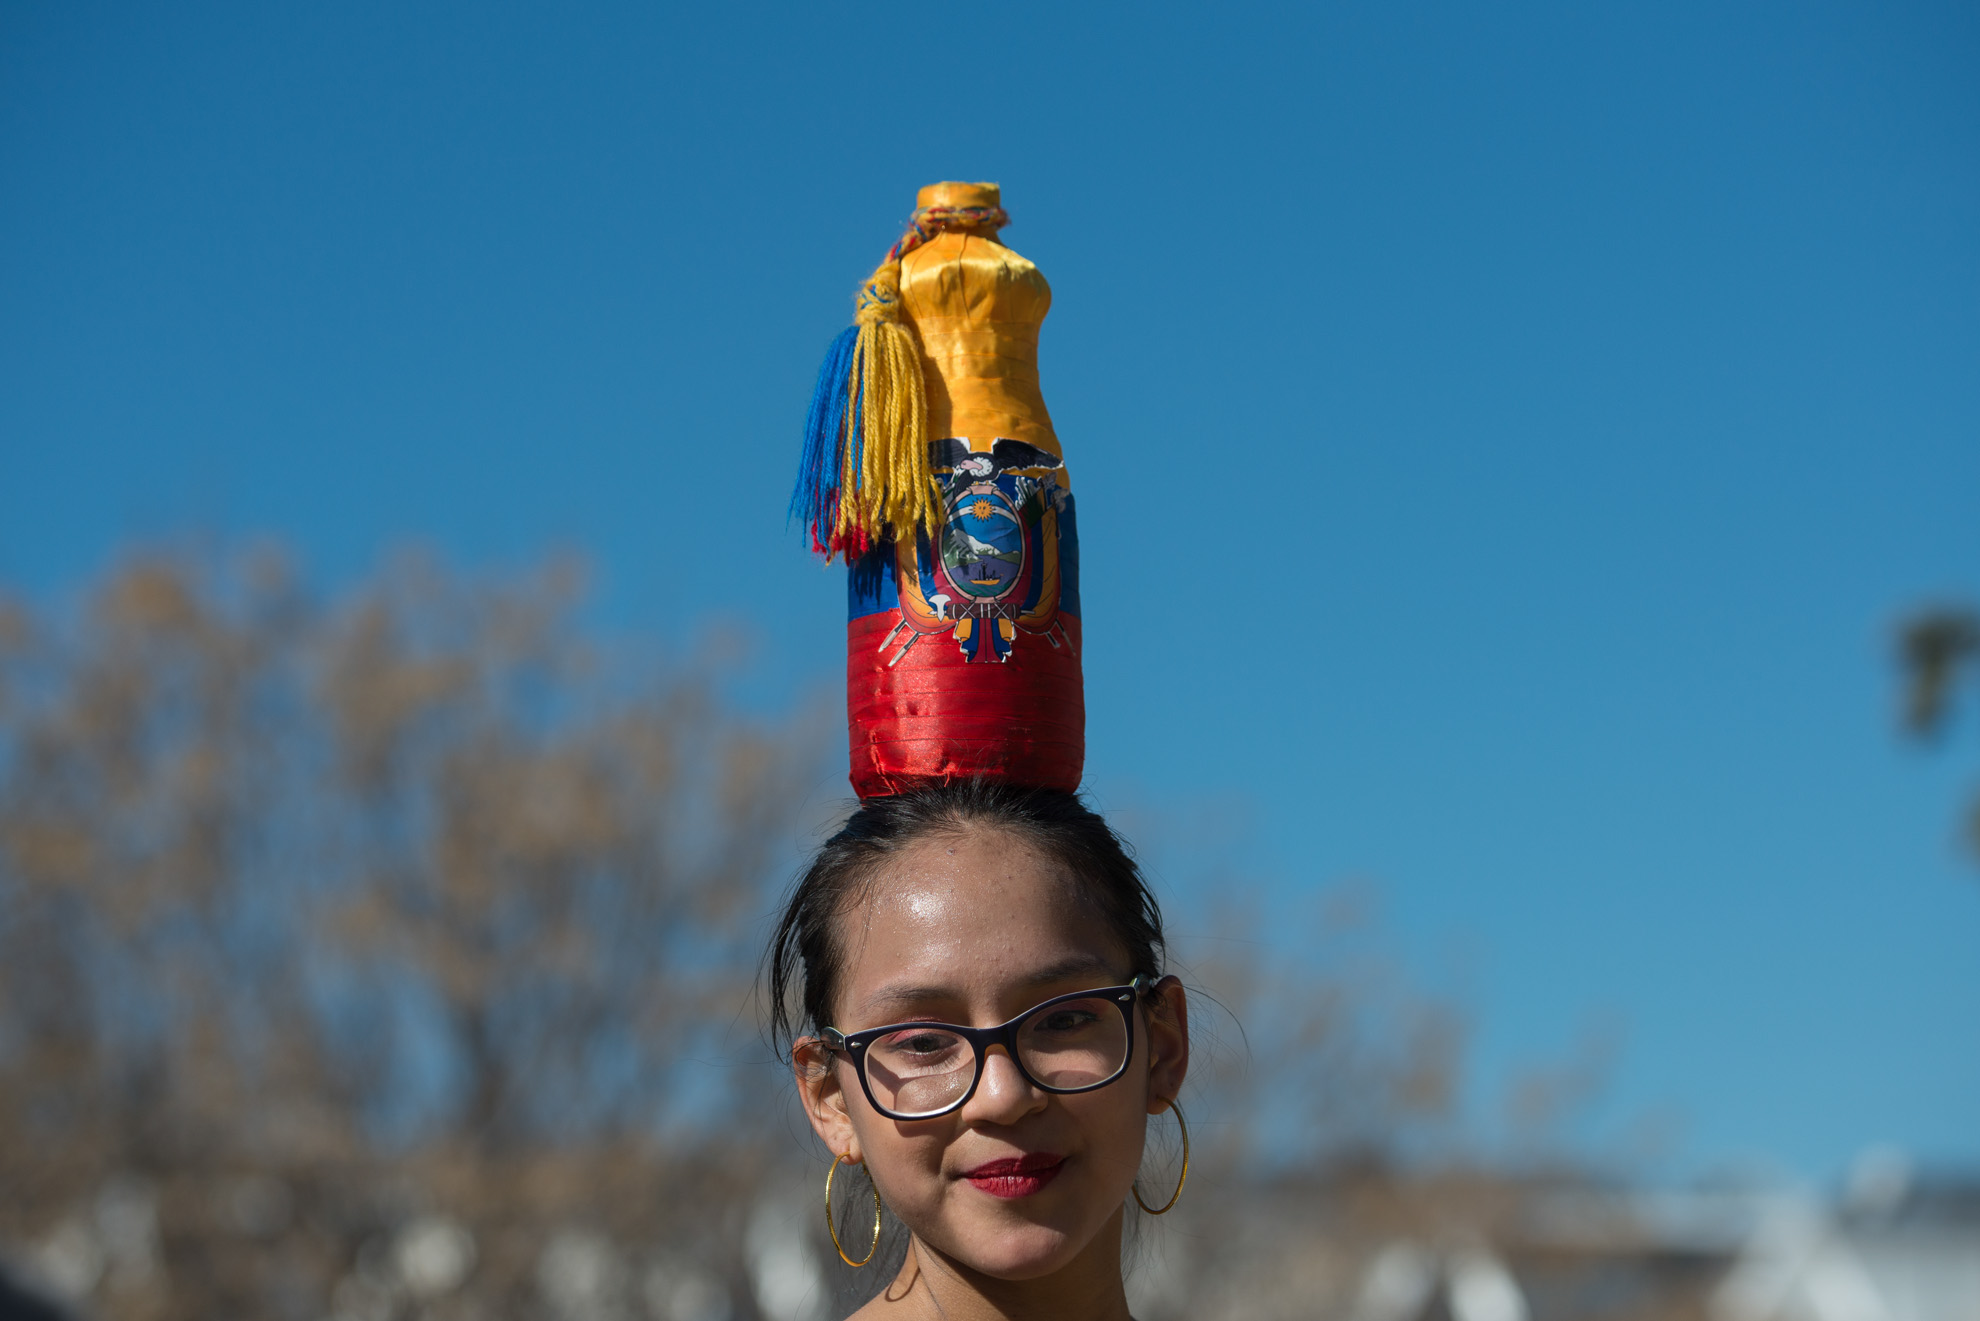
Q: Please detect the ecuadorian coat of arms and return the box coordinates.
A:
[877,438,1077,665]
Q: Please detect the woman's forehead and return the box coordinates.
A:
[836,831,1126,1005]
[861,830,1083,929]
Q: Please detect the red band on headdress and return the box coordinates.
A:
[847,612,1083,798]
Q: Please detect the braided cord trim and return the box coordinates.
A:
[885,205,1012,263]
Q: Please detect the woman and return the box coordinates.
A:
[766,780,1190,1319]
[780,186,1185,1314]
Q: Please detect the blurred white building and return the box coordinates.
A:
[1336,1157,1980,1321]
[1125,1151,1980,1321]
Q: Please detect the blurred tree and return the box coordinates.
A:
[0,548,823,1321]
[1897,604,1980,859]
[0,549,1700,1321]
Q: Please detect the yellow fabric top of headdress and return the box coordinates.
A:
[790,183,1068,561]
[916,180,1002,212]
[898,184,1063,476]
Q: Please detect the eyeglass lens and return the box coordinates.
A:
[860,995,1130,1118]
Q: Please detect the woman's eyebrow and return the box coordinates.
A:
[857,954,1121,1019]
[1021,953,1119,985]
[859,983,962,1016]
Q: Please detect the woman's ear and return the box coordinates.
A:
[794,1037,862,1160]
[1143,975,1190,1113]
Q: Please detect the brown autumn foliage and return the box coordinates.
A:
[0,548,822,1321]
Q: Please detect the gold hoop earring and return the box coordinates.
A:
[824,1153,883,1267]
[1132,1100,1190,1215]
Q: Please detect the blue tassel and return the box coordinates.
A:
[790,326,861,554]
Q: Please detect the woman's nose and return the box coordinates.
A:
[962,1046,1046,1124]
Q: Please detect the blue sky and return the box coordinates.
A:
[4,1,1976,1181]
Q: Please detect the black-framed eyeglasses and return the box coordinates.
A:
[820,975,1152,1121]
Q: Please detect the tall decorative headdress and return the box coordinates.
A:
[791,182,1082,798]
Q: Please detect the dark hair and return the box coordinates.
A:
[766,780,1166,1050]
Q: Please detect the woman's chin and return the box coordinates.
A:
[939,1219,1090,1280]
[966,1243,1082,1281]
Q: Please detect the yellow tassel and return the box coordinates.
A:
[831,355,862,553]
[838,258,937,551]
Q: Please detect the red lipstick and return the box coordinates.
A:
[962,1154,1065,1199]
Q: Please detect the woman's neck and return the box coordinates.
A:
[856,1211,1135,1321]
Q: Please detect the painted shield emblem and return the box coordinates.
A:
[940,482,1026,602]
[877,438,1078,665]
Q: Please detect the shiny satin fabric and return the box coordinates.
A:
[847,611,1084,798]
[899,231,1065,480]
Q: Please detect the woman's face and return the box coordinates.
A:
[796,826,1188,1283]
